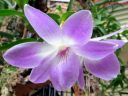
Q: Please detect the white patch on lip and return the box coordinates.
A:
[52,35,76,50]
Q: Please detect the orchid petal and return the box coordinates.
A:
[30,63,50,83]
[3,42,55,68]
[24,5,61,45]
[85,54,120,80]
[103,39,125,49]
[29,55,56,83]
[78,67,85,89]
[62,10,93,45]
[29,59,51,83]
[74,41,117,60]
[50,52,80,91]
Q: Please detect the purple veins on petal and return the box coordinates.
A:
[58,47,70,58]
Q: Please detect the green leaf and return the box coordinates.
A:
[67,0,74,11]
[94,19,105,25]
[56,5,62,13]
[0,0,8,9]
[16,0,29,8]
[61,11,74,22]
[6,66,17,73]
[0,9,24,17]
[0,38,37,50]
[48,13,60,24]
[0,32,14,39]
[23,0,29,4]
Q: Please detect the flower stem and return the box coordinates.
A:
[67,0,74,11]
[92,24,128,41]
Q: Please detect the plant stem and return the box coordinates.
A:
[67,0,74,11]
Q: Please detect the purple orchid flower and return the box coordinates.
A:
[3,4,127,91]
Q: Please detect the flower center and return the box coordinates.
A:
[58,46,69,57]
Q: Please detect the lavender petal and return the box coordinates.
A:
[62,10,93,45]
[24,5,61,45]
[84,54,120,80]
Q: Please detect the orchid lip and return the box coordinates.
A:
[58,47,70,57]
